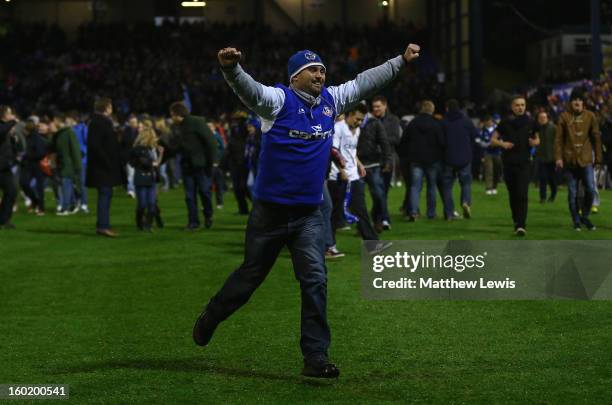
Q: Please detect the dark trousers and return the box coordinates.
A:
[230,166,250,214]
[399,159,413,214]
[20,163,46,211]
[504,163,530,229]
[206,200,330,359]
[328,179,379,241]
[96,186,113,230]
[183,168,213,226]
[364,166,390,224]
[0,170,17,225]
[537,160,558,201]
[212,167,225,206]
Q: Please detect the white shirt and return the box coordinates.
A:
[329,120,360,182]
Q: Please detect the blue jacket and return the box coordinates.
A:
[442,110,478,168]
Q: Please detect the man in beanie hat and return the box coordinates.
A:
[192,43,420,378]
[555,87,603,231]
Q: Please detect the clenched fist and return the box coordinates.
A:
[403,43,420,63]
[218,47,242,67]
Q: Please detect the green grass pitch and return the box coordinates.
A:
[1,181,612,403]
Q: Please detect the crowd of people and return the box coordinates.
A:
[1,81,610,242]
[0,21,436,119]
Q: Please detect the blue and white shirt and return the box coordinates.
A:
[222,55,406,206]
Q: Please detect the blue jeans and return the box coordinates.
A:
[410,162,441,218]
[79,168,88,206]
[320,181,335,249]
[441,163,472,219]
[60,177,75,211]
[136,185,157,212]
[183,168,213,226]
[566,165,595,223]
[365,166,390,223]
[126,164,135,193]
[96,186,113,230]
[206,200,330,359]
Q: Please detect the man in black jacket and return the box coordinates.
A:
[372,96,402,194]
[169,102,217,230]
[86,98,124,237]
[357,107,392,231]
[491,95,539,236]
[403,100,445,220]
[0,105,18,229]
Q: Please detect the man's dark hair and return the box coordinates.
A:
[347,102,368,116]
[170,102,190,118]
[94,97,112,113]
[446,99,460,111]
[510,94,526,104]
[371,95,387,104]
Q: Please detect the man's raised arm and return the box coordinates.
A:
[218,47,285,121]
[328,44,420,115]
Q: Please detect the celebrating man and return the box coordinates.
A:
[192,43,420,378]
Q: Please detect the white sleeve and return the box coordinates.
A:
[222,64,285,121]
[327,56,405,115]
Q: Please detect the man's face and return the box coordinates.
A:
[129,117,139,129]
[484,119,494,128]
[570,98,584,113]
[371,101,387,118]
[38,123,49,134]
[537,112,548,125]
[105,104,113,116]
[511,98,526,116]
[346,111,365,129]
[292,65,326,97]
[170,113,183,125]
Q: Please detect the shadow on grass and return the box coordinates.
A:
[55,357,335,387]
[24,228,99,237]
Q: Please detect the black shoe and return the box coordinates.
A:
[192,311,219,346]
[302,355,340,378]
[580,217,596,231]
[136,208,145,230]
[185,223,201,231]
[154,205,164,228]
[204,217,213,229]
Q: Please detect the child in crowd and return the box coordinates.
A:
[129,127,163,232]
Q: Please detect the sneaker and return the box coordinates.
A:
[325,246,345,259]
[367,241,393,255]
[56,205,62,213]
[382,220,391,230]
[515,227,526,237]
[406,214,416,222]
[80,204,90,214]
[127,191,136,199]
[216,204,224,209]
[591,206,599,214]
[302,355,340,379]
[56,210,70,216]
[70,205,80,215]
[96,228,118,238]
[35,209,45,216]
[492,189,498,195]
[573,222,582,231]
[461,203,471,219]
[193,311,219,346]
[485,189,493,195]
[339,225,352,231]
[580,217,596,231]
